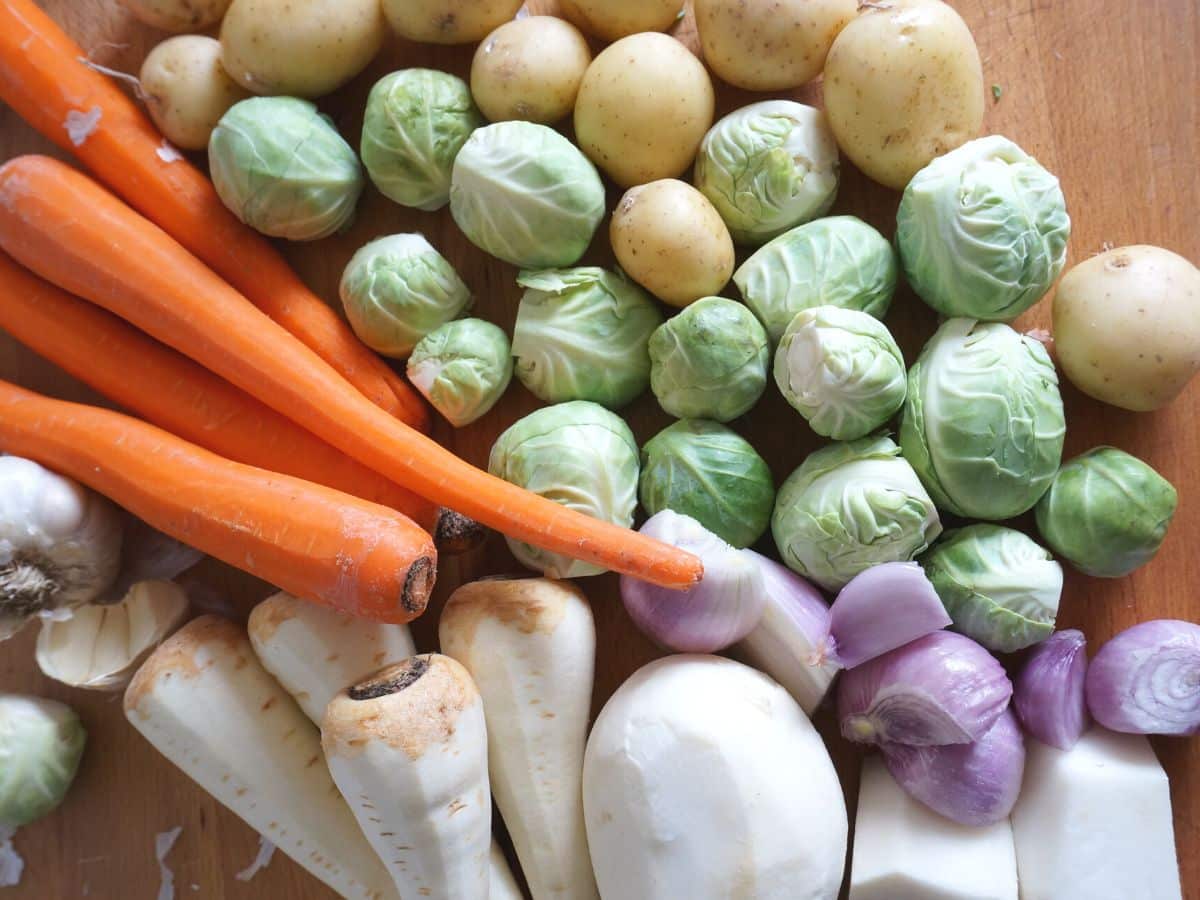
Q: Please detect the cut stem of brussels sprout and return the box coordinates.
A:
[1013,629,1089,750]
[407,318,512,427]
[827,562,950,669]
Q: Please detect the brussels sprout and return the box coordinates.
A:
[772,434,942,591]
[489,401,639,578]
[732,216,897,344]
[649,297,769,422]
[639,420,774,548]
[450,121,605,268]
[694,100,839,246]
[1035,447,1178,578]
[897,135,1070,321]
[209,96,363,241]
[407,318,512,427]
[511,268,663,409]
[774,305,906,441]
[361,69,483,212]
[338,234,472,358]
[921,524,1063,653]
[0,694,86,827]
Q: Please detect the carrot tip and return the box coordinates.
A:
[433,509,487,555]
[401,556,435,615]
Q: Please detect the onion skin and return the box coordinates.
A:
[828,562,951,668]
[1085,619,1200,736]
[1013,629,1089,750]
[882,708,1026,827]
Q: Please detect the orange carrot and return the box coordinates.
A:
[0,379,437,623]
[0,156,703,590]
[0,0,428,431]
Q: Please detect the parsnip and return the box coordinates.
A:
[323,655,492,900]
[123,615,399,900]
[490,843,524,900]
[440,577,598,900]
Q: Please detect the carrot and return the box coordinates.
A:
[0,0,428,431]
[0,379,437,623]
[0,156,703,590]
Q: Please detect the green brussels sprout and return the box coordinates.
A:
[339,234,472,359]
[694,100,839,246]
[511,268,663,409]
[732,216,898,344]
[209,96,363,242]
[921,524,1063,653]
[450,121,605,268]
[772,433,942,591]
[489,401,639,578]
[648,297,769,422]
[774,305,906,441]
[1035,447,1178,577]
[361,69,483,212]
[407,318,512,427]
[897,135,1070,321]
[639,420,774,549]
[900,318,1065,521]
[0,694,86,827]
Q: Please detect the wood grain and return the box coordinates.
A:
[0,1,1197,897]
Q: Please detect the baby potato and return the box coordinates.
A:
[116,0,231,33]
[694,0,858,91]
[559,0,684,42]
[1053,245,1200,412]
[574,33,715,188]
[382,0,524,44]
[219,0,385,98]
[470,16,591,124]
[140,36,250,150]
[823,0,983,190]
[611,179,734,308]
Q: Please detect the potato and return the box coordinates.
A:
[559,0,684,42]
[140,36,250,151]
[610,179,734,308]
[1053,246,1200,412]
[470,16,591,124]
[574,33,714,188]
[823,0,983,190]
[382,0,524,44]
[219,0,385,98]
[694,0,857,91]
[117,0,232,32]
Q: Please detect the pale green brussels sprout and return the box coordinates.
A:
[0,694,86,827]
[921,524,1063,653]
[897,135,1070,321]
[209,96,362,241]
[339,234,472,359]
[450,121,605,268]
[732,216,897,344]
[694,100,839,246]
[1035,447,1178,578]
[772,434,942,591]
[361,69,483,212]
[639,419,774,549]
[406,318,512,427]
[649,297,769,422]
[511,268,663,409]
[489,401,639,578]
[899,318,1065,520]
[774,305,906,441]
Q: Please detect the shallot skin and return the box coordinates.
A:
[1014,628,1089,750]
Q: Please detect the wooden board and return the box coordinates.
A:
[0,0,1197,897]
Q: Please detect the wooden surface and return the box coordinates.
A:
[1,0,1197,897]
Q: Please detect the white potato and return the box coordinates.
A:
[1053,245,1200,411]
[140,36,250,150]
[559,0,683,42]
[574,33,714,188]
[219,0,385,98]
[823,0,983,190]
[470,16,591,124]
[694,0,857,91]
[610,179,734,308]
[117,0,232,33]
[383,0,524,45]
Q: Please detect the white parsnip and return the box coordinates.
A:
[490,843,524,900]
[440,577,599,900]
